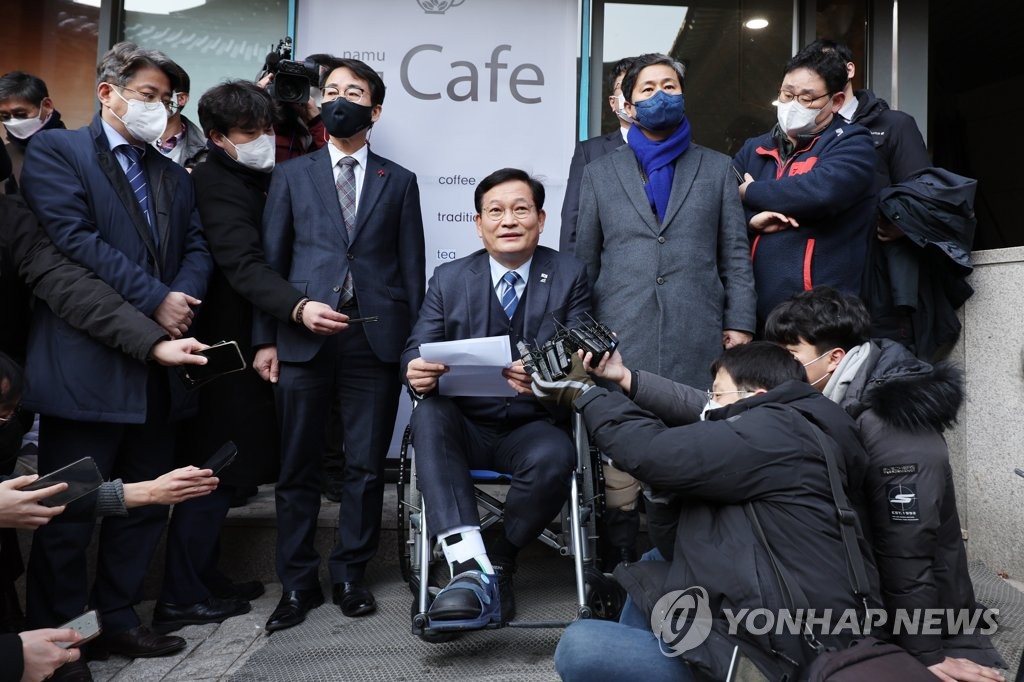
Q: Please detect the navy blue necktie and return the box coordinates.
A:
[120,145,157,247]
[499,271,521,319]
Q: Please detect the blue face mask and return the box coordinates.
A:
[633,91,685,132]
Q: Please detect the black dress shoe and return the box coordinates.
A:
[209,579,265,602]
[265,588,324,632]
[88,624,186,659]
[332,581,376,617]
[52,659,93,681]
[321,475,344,503]
[152,596,251,633]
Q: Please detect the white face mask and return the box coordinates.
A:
[802,349,834,387]
[699,398,722,422]
[613,94,633,123]
[110,87,168,144]
[225,133,276,172]
[775,99,827,137]
[3,110,45,140]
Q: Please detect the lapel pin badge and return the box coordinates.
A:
[540,273,549,283]
[378,169,385,177]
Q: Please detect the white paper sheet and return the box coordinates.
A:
[419,335,516,397]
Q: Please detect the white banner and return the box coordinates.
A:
[296,0,579,273]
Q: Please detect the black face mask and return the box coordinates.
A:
[321,98,374,139]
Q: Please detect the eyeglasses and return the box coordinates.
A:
[116,86,175,113]
[322,85,368,103]
[776,89,832,107]
[483,205,535,222]
[706,389,752,401]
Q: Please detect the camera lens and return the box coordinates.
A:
[275,73,309,104]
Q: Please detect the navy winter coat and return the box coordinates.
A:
[734,118,876,323]
[19,116,211,423]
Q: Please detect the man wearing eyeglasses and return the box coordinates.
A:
[402,167,590,629]
[252,57,425,633]
[17,41,211,673]
[733,44,876,328]
[0,71,66,195]
[155,62,207,171]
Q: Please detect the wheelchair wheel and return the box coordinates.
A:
[585,566,626,621]
[396,426,416,584]
[396,427,449,594]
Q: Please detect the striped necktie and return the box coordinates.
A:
[120,144,157,246]
[499,270,521,319]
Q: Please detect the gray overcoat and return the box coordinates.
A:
[575,142,756,389]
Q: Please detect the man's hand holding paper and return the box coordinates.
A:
[418,335,517,397]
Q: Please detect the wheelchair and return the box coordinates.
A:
[395,410,624,641]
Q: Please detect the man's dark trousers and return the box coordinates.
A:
[273,303,401,590]
[412,398,573,547]
[26,369,174,633]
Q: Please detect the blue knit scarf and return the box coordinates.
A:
[627,117,692,222]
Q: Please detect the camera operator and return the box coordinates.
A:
[257,41,329,161]
[537,343,881,681]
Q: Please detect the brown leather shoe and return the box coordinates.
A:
[88,624,186,659]
[52,660,93,682]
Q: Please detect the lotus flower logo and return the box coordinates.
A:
[417,0,465,14]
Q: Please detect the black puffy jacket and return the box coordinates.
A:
[577,377,882,681]
[839,339,1005,668]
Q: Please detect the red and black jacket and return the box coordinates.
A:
[733,117,876,324]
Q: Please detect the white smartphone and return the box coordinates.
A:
[56,609,102,649]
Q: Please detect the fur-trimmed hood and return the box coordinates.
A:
[845,339,964,432]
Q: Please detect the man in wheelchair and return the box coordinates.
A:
[401,168,592,629]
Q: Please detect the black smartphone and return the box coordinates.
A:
[731,166,746,185]
[202,441,238,475]
[57,610,102,649]
[178,340,246,390]
[21,457,104,508]
[345,315,380,324]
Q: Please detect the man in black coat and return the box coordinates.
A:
[0,71,67,195]
[765,287,1006,681]
[153,80,323,634]
[547,342,881,682]
[807,40,971,359]
[558,56,634,254]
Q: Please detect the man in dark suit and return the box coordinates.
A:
[558,57,634,254]
[403,168,591,626]
[253,57,425,632]
[18,42,212,673]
